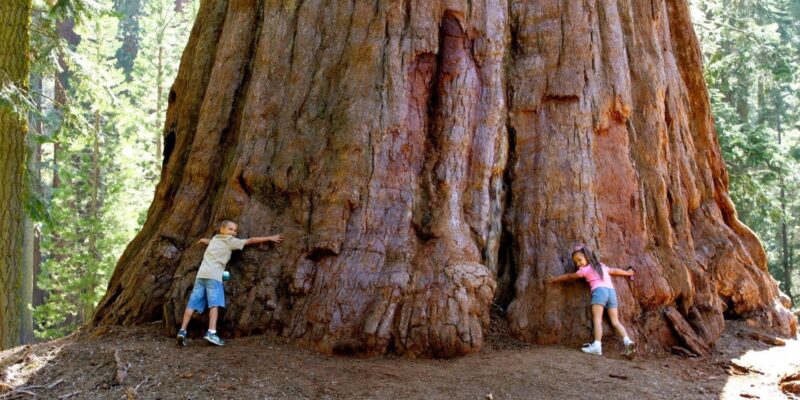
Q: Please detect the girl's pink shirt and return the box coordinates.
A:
[576,263,614,291]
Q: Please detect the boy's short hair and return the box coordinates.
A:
[218,220,237,230]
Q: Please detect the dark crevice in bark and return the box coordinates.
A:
[495,125,517,310]
[162,128,176,167]
[237,171,252,198]
[306,247,338,261]
[409,50,437,241]
[542,94,580,103]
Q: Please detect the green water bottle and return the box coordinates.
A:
[222,271,230,281]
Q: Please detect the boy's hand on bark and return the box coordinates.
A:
[270,234,284,243]
[544,274,554,284]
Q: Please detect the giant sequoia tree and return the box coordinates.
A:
[93,0,797,357]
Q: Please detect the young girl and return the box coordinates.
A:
[544,244,635,357]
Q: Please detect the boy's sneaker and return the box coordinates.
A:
[177,329,187,347]
[204,331,225,346]
[581,342,602,355]
[623,342,636,359]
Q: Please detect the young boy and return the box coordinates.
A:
[177,220,283,347]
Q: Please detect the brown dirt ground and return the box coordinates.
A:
[1,317,798,400]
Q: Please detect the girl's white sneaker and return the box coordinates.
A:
[581,342,602,355]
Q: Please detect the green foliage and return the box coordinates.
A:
[692,0,800,303]
[25,0,198,339]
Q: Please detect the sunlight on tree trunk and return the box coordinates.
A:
[0,0,31,350]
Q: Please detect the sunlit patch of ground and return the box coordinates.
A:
[0,338,67,396]
[717,327,800,399]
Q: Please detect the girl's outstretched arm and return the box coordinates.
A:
[544,272,582,284]
[608,267,634,277]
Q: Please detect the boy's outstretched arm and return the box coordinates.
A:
[244,233,284,246]
[197,238,210,245]
[544,272,582,284]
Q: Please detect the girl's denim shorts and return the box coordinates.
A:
[590,287,618,308]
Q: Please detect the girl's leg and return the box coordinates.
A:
[591,304,604,342]
[607,307,629,338]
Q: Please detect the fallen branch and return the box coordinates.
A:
[736,330,786,346]
[0,388,36,399]
[16,377,65,392]
[47,379,64,390]
[134,377,148,392]
[721,360,764,376]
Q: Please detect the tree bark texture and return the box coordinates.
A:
[94,0,797,357]
[0,0,31,350]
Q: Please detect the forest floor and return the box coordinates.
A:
[1,316,798,400]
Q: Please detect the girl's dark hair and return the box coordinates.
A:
[572,245,603,277]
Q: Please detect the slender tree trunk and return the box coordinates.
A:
[48,17,80,330]
[20,74,44,344]
[84,111,102,323]
[790,235,796,305]
[0,0,32,350]
[51,16,79,239]
[156,45,164,160]
[94,0,797,357]
[31,76,45,311]
[781,202,792,298]
[776,99,793,301]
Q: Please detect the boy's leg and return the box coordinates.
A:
[180,307,195,331]
[179,278,209,346]
[208,306,218,332]
[202,279,226,346]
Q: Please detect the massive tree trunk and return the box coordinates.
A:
[0,0,31,350]
[94,0,797,357]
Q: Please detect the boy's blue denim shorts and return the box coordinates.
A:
[590,287,618,309]
[187,278,225,312]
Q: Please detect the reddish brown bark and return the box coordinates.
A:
[93,0,796,357]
